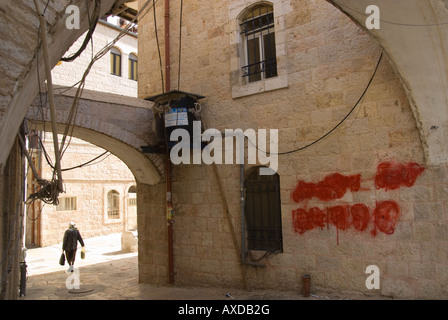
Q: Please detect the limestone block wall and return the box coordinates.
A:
[35,133,136,247]
[136,0,448,298]
[51,21,138,97]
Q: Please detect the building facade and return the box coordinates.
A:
[136,0,448,298]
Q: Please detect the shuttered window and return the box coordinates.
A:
[56,197,77,211]
[110,47,122,76]
[244,167,283,253]
[128,53,138,81]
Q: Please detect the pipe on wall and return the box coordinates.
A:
[164,0,174,285]
[240,164,245,264]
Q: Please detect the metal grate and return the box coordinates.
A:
[107,210,120,219]
[240,5,277,82]
[107,190,120,219]
[244,168,283,253]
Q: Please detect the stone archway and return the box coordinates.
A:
[327,0,448,165]
[27,86,164,185]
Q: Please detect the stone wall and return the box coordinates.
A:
[136,0,448,298]
[52,21,138,97]
[32,133,136,247]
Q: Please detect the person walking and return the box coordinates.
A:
[62,222,85,272]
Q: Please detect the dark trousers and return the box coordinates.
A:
[65,249,77,266]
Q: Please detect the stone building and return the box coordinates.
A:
[25,17,139,247]
[135,0,448,298]
[25,134,137,247]
[2,0,448,300]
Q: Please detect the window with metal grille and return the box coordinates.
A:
[240,4,277,83]
[110,47,122,76]
[56,197,77,211]
[244,167,283,253]
[128,53,138,81]
[107,190,120,219]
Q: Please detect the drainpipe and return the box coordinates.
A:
[164,0,171,92]
[240,164,245,264]
[164,0,174,285]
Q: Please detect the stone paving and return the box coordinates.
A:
[19,233,308,300]
[19,233,386,301]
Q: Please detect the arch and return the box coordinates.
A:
[29,122,161,186]
[326,0,448,165]
[236,1,274,21]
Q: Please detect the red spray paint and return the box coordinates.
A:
[372,200,400,236]
[375,161,424,190]
[291,161,424,243]
[292,207,326,235]
[291,208,313,235]
[292,173,361,202]
[291,201,400,237]
[350,204,370,232]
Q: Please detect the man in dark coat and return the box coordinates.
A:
[62,222,85,272]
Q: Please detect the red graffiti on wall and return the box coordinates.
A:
[350,204,370,232]
[291,161,424,240]
[372,200,400,236]
[375,161,425,191]
[291,202,400,240]
[291,173,361,202]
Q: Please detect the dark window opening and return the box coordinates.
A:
[244,167,283,253]
[110,47,122,76]
[129,53,138,81]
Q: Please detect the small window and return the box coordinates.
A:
[56,197,77,211]
[128,53,138,81]
[128,185,137,206]
[107,190,120,219]
[110,47,122,76]
[244,167,283,253]
[240,4,277,83]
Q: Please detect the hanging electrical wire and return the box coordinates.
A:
[58,0,158,160]
[33,0,64,203]
[26,0,158,207]
[248,52,384,156]
[333,1,448,27]
[153,0,165,93]
[60,0,100,62]
[177,0,183,90]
